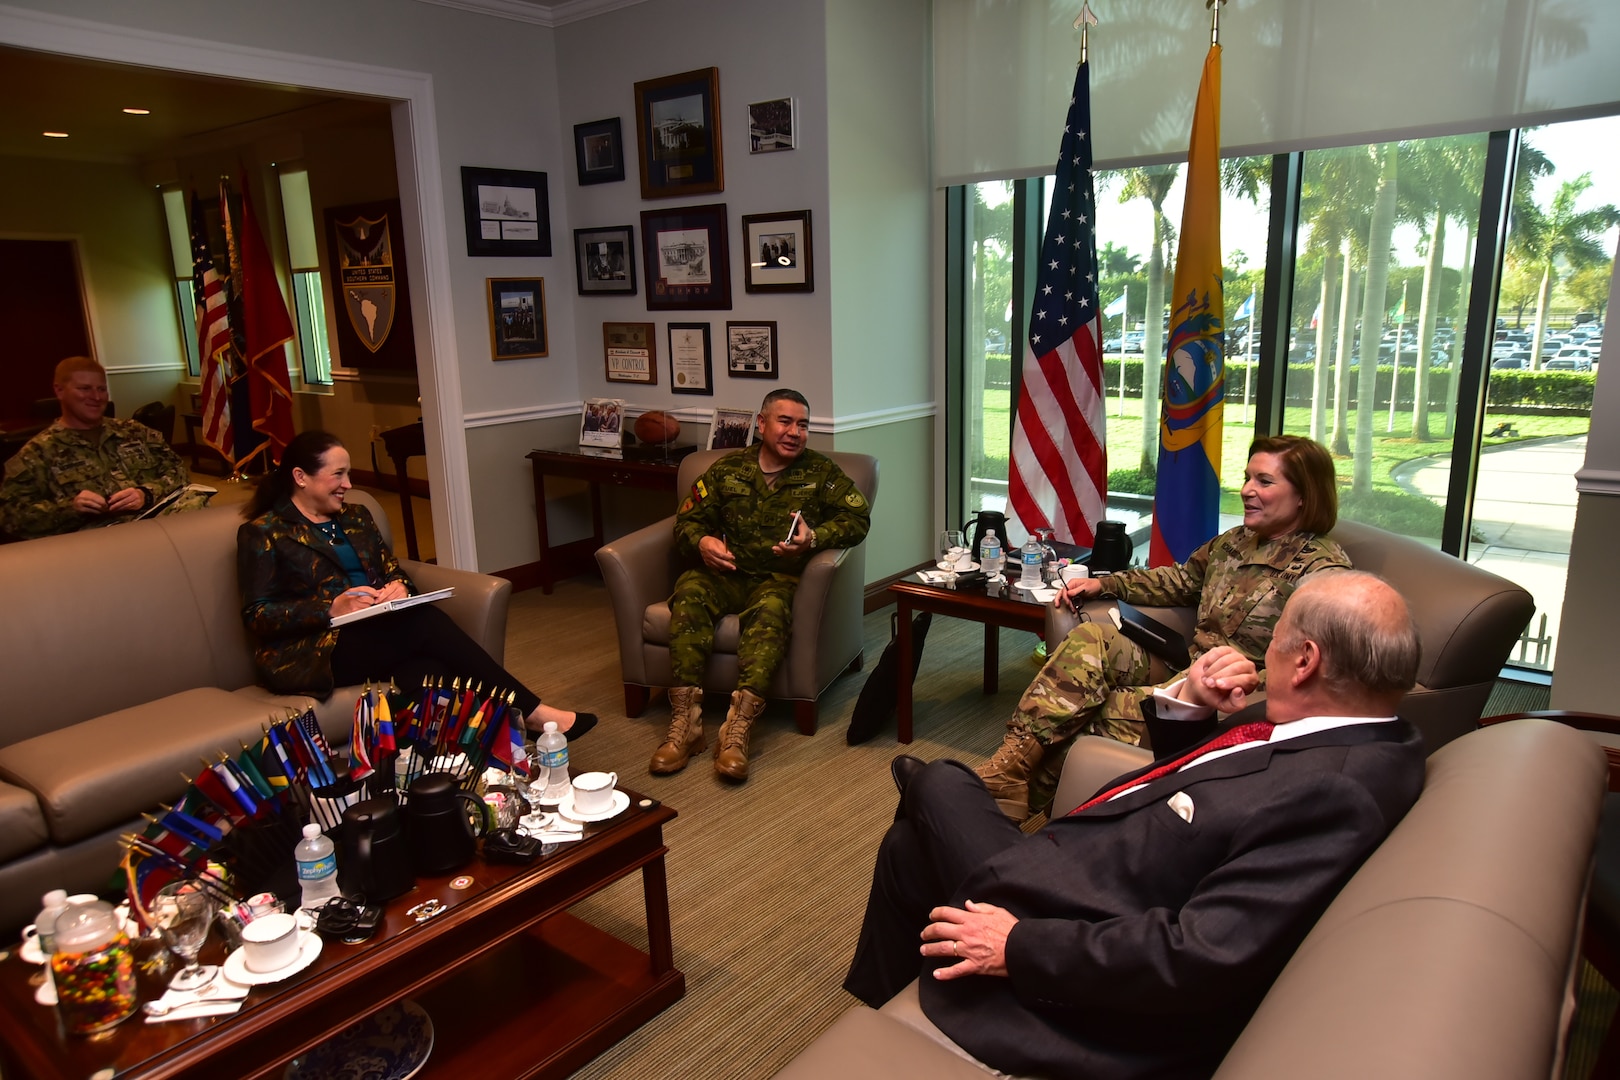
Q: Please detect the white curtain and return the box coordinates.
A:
[933,0,1620,186]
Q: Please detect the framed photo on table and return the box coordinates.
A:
[603,321,656,385]
[667,323,713,395]
[725,321,778,379]
[486,278,547,359]
[708,407,756,450]
[574,117,625,185]
[581,398,625,449]
[575,225,637,296]
[741,210,813,293]
[641,203,732,310]
[461,167,551,257]
[633,67,724,199]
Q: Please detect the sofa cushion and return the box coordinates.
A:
[642,603,743,651]
[771,1006,999,1080]
[0,781,48,863]
[0,687,304,845]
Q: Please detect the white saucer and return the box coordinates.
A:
[558,789,630,823]
[223,930,323,986]
[937,560,979,572]
[18,937,43,965]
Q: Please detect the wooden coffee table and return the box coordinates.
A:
[889,575,1052,742]
[0,788,681,1080]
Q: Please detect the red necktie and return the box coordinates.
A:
[1070,721,1275,815]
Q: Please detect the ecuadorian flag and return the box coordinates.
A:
[1150,42,1225,567]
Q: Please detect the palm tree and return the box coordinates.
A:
[1354,144,1398,495]
[1098,241,1141,277]
[1298,149,1377,452]
[1111,164,1178,472]
[1512,173,1620,371]
[1402,137,1480,442]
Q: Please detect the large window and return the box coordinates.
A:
[277,165,333,387]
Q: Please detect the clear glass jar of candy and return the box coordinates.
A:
[50,901,137,1033]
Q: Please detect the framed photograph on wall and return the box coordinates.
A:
[741,209,813,293]
[574,117,625,185]
[747,97,796,152]
[575,225,636,296]
[640,203,732,310]
[708,406,756,450]
[725,321,778,379]
[486,277,547,360]
[634,67,724,199]
[603,321,656,385]
[667,322,713,395]
[461,167,551,257]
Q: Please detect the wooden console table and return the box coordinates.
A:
[379,420,427,561]
[525,447,688,594]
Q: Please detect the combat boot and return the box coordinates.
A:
[975,726,1045,821]
[649,686,705,774]
[714,688,767,781]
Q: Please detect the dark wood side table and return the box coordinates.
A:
[180,413,231,476]
[888,575,1051,743]
[525,447,688,594]
[379,420,427,561]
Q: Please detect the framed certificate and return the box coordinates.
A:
[603,321,656,384]
[667,323,713,395]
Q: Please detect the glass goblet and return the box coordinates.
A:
[153,881,218,992]
[938,529,966,568]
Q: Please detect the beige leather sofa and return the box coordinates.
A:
[1046,519,1537,753]
[595,448,879,735]
[0,491,509,933]
[775,718,1606,1080]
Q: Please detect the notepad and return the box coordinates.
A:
[330,587,454,627]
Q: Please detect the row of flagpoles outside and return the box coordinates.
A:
[189,175,298,475]
[1009,2,1229,569]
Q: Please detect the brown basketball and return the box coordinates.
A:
[633,409,682,445]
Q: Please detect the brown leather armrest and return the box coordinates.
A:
[595,517,682,687]
[1482,710,1620,790]
[402,559,511,663]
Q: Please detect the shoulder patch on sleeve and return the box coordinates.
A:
[845,490,867,509]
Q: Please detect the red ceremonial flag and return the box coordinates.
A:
[189,193,235,464]
[1007,58,1107,546]
[231,180,297,465]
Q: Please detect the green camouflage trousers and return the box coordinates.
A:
[668,567,797,693]
[1012,618,1159,813]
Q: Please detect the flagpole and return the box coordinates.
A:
[1207,0,1226,45]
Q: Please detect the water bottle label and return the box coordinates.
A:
[297,853,337,881]
[541,747,568,769]
[1023,550,1040,564]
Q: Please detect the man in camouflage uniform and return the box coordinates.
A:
[981,524,1350,821]
[0,357,207,541]
[652,389,871,782]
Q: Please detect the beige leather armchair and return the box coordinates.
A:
[1045,518,1536,753]
[594,448,878,735]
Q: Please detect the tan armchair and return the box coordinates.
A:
[1046,518,1536,753]
[594,448,878,735]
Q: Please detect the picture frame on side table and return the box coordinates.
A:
[667,323,713,395]
[603,321,657,385]
[461,167,551,257]
[741,210,813,293]
[581,397,625,450]
[575,225,637,296]
[641,203,732,311]
[574,117,625,185]
[633,67,724,199]
[725,321,778,379]
[708,406,756,450]
[486,277,547,360]
[747,98,796,152]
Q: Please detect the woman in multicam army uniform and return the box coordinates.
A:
[236,430,594,740]
[977,435,1350,822]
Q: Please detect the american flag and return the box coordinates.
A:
[1007,60,1107,546]
[189,193,235,464]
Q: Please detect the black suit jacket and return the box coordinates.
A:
[920,709,1424,1080]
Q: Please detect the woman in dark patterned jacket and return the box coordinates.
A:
[236,430,594,739]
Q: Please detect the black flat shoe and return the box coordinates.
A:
[891,754,927,797]
[564,712,598,742]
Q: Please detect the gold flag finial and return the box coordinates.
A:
[1074,2,1097,63]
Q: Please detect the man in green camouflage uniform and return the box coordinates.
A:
[980,525,1350,820]
[652,389,871,782]
[0,357,207,541]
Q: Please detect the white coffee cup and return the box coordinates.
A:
[1060,564,1090,586]
[572,771,619,816]
[240,911,303,973]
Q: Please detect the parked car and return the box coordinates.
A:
[1543,357,1592,372]
[1492,357,1527,370]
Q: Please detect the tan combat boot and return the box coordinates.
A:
[649,686,705,774]
[975,726,1045,822]
[714,688,767,781]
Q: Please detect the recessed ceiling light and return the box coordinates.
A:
[123,107,151,115]
[43,131,68,138]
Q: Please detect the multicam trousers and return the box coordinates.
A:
[668,567,797,694]
[1012,618,1162,813]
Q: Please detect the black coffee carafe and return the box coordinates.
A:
[403,773,487,876]
[340,798,416,903]
[963,510,1009,562]
[1088,520,1134,572]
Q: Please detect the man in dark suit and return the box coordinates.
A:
[843,570,1425,1080]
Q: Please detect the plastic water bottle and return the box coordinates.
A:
[295,823,342,909]
[538,721,570,798]
[980,530,1004,579]
[1019,536,1044,588]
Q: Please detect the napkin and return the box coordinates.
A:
[145,1000,243,1023]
